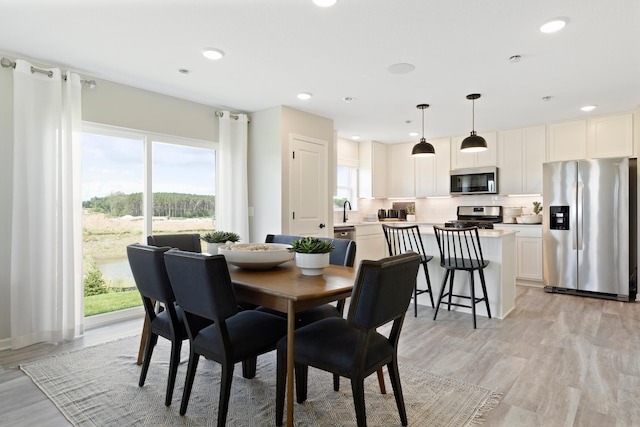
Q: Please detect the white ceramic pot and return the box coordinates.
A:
[206,242,224,254]
[295,252,330,276]
[406,214,416,222]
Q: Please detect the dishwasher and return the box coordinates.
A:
[333,225,356,240]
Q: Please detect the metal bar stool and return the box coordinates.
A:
[432,225,491,328]
[382,224,434,316]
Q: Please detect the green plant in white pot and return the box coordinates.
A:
[289,237,335,276]
[201,231,240,254]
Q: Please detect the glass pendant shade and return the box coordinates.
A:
[411,104,435,157]
[460,94,487,152]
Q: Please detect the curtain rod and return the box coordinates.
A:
[215,110,244,120]
[1,57,97,88]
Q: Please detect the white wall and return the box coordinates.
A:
[0,53,219,344]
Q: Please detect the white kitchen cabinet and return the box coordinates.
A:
[588,113,634,158]
[415,137,452,197]
[451,131,497,170]
[494,224,543,283]
[337,137,359,166]
[498,125,546,195]
[355,224,386,266]
[547,120,588,161]
[387,142,415,197]
[358,141,387,198]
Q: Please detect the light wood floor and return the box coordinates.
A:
[2,285,639,426]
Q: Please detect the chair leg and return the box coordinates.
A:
[242,356,257,379]
[351,377,367,427]
[333,373,340,391]
[433,270,449,321]
[139,332,157,387]
[294,363,309,404]
[479,269,492,319]
[447,270,455,311]
[217,362,235,427]
[275,348,286,426]
[387,360,408,426]
[423,262,435,308]
[179,352,200,415]
[376,367,387,394]
[469,272,477,329]
[413,281,418,317]
[165,339,182,406]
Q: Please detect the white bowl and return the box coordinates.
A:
[516,215,542,224]
[218,243,294,269]
[503,207,523,217]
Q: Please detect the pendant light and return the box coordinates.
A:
[411,104,435,157]
[460,93,487,152]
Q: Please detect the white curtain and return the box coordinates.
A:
[10,60,84,349]
[216,111,250,242]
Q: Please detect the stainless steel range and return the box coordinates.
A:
[444,206,503,229]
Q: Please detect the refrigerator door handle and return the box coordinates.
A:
[576,181,583,250]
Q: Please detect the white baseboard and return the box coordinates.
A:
[0,337,11,351]
[84,306,145,330]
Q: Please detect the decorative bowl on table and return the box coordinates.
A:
[516,215,542,224]
[218,243,294,269]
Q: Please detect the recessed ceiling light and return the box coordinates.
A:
[540,18,568,33]
[313,0,337,6]
[343,96,354,103]
[178,68,190,74]
[351,135,360,140]
[509,55,521,63]
[542,96,552,102]
[388,63,415,75]
[581,105,597,112]
[297,92,313,100]
[202,48,225,60]
[409,132,419,137]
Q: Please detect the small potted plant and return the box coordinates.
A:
[533,201,543,216]
[201,231,241,254]
[289,237,335,276]
[406,203,416,222]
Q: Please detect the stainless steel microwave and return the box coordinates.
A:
[450,167,498,195]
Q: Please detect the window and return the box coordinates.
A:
[334,165,358,209]
[81,124,217,318]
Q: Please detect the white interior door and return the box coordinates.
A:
[289,134,328,237]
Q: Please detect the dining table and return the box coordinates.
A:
[228,260,355,427]
[136,258,356,427]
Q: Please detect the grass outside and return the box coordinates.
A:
[84,289,142,316]
[83,211,213,316]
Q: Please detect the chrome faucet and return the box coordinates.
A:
[343,200,352,223]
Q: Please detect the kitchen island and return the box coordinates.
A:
[354,223,517,319]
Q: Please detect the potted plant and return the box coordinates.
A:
[533,201,543,216]
[289,237,335,276]
[406,203,416,222]
[201,231,241,254]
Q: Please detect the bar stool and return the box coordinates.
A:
[432,225,491,328]
[382,224,434,316]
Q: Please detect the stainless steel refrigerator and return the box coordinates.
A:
[543,157,637,301]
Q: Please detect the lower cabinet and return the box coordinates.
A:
[354,224,387,266]
[495,224,543,283]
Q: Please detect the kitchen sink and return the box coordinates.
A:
[334,225,356,240]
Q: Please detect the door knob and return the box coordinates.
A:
[319,223,326,229]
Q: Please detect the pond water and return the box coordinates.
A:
[95,258,134,287]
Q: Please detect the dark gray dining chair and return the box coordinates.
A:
[432,225,491,329]
[163,249,287,426]
[127,243,188,407]
[275,252,421,427]
[147,233,202,253]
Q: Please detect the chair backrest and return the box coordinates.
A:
[127,243,176,304]
[347,252,420,330]
[382,224,428,259]
[163,249,238,321]
[432,225,485,269]
[148,233,202,253]
[265,234,356,267]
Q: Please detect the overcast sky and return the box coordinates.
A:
[82,133,216,201]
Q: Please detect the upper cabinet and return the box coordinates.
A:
[498,125,546,195]
[450,131,497,170]
[547,113,634,161]
[415,137,452,197]
[337,137,359,167]
[358,140,387,198]
[387,142,415,198]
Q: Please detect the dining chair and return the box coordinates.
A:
[126,243,188,407]
[275,252,420,427]
[163,249,288,426]
[382,224,435,316]
[147,233,202,253]
[432,225,491,329]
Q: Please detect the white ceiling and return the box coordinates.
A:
[1,0,639,143]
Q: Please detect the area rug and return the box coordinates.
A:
[20,336,500,426]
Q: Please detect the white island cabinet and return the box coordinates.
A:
[420,228,517,319]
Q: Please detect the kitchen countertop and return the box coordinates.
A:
[348,222,518,238]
